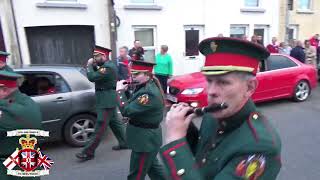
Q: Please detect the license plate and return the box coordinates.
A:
[166,94,177,103]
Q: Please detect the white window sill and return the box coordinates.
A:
[296,9,314,14]
[124,4,162,10]
[36,2,87,9]
[240,7,266,13]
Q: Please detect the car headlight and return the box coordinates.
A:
[181,88,204,95]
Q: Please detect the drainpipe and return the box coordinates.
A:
[9,0,23,67]
[108,0,117,60]
[284,0,290,42]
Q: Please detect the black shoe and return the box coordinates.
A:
[112,145,129,151]
[76,152,94,161]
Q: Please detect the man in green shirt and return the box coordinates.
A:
[154,45,173,93]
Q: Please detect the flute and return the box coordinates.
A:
[186,102,228,116]
[122,80,139,85]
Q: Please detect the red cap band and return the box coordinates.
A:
[204,53,259,74]
[131,64,153,73]
[0,80,17,88]
[0,56,6,63]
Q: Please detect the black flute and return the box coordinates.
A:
[186,102,228,116]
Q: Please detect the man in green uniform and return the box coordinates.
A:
[0,51,14,72]
[0,70,42,180]
[116,60,166,180]
[76,45,127,161]
[160,37,282,180]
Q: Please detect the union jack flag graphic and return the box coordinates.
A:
[37,151,54,170]
[20,151,38,171]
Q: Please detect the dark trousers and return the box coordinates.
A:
[82,108,126,155]
[155,74,169,93]
[128,151,166,180]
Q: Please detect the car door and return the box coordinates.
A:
[263,55,299,98]
[253,60,273,101]
[19,72,72,125]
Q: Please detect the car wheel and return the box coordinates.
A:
[293,80,310,102]
[64,114,96,147]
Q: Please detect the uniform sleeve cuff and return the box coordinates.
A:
[160,137,197,179]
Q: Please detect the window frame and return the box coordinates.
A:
[45,0,78,3]
[132,25,157,62]
[130,0,156,5]
[298,0,312,10]
[244,0,260,7]
[183,25,205,58]
[18,71,71,97]
[288,25,299,40]
[229,24,249,39]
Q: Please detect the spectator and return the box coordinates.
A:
[257,35,264,45]
[278,42,291,55]
[251,35,258,44]
[266,37,279,53]
[19,75,38,96]
[36,77,56,95]
[317,45,320,66]
[128,40,144,61]
[154,45,173,93]
[290,40,305,63]
[116,46,131,80]
[304,40,317,68]
[309,34,319,47]
[241,35,248,41]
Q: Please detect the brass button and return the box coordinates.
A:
[198,136,201,140]
[169,151,176,157]
[218,130,224,135]
[120,96,123,99]
[177,169,185,176]
[121,102,125,105]
[211,144,216,148]
[202,158,206,164]
[118,91,121,94]
[253,114,259,120]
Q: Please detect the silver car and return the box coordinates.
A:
[15,65,97,147]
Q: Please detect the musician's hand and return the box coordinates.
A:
[87,58,94,66]
[164,103,196,144]
[116,80,128,91]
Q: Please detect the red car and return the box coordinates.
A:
[167,54,318,107]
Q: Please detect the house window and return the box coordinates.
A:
[230,25,248,39]
[185,29,199,56]
[288,25,299,40]
[133,27,156,62]
[245,0,259,7]
[131,0,154,3]
[288,0,293,10]
[298,0,311,10]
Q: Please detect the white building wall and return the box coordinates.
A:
[12,0,111,64]
[115,0,280,75]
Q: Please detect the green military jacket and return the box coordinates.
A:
[87,61,118,109]
[117,80,164,152]
[160,100,282,180]
[0,65,14,72]
[0,90,42,180]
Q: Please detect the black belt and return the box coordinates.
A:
[129,121,159,129]
[95,87,116,91]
